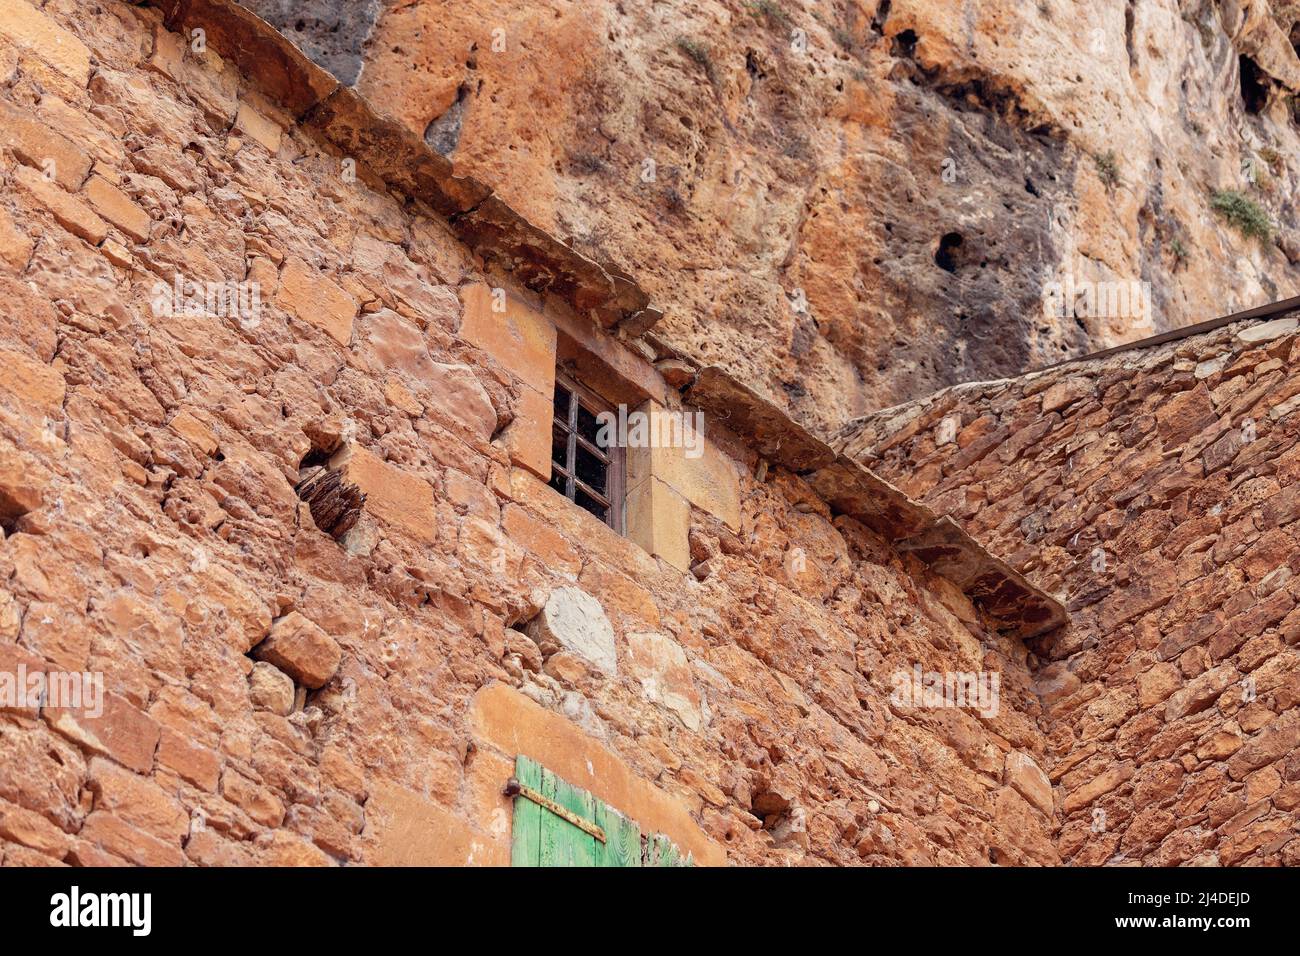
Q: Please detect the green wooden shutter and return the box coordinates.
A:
[510,754,546,867]
[595,800,642,867]
[509,755,692,867]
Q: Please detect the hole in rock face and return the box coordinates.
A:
[298,447,333,472]
[935,231,964,273]
[749,787,791,828]
[892,28,918,58]
[1240,55,1268,114]
[872,0,892,34]
[0,488,35,536]
[294,443,363,541]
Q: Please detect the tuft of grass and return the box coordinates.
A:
[1258,145,1284,175]
[746,0,789,26]
[1250,164,1277,196]
[1093,150,1121,190]
[1211,189,1273,241]
[675,35,717,85]
[568,152,607,175]
[1169,236,1188,269]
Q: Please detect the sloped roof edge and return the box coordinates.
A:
[1037,294,1300,371]
[688,370,1066,640]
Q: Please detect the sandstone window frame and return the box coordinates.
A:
[504,315,715,574]
[548,368,626,533]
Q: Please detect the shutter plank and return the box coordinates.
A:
[539,766,597,866]
[594,801,641,867]
[511,755,544,867]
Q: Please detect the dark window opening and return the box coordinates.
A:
[548,373,624,531]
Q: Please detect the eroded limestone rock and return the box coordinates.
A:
[527,587,618,676]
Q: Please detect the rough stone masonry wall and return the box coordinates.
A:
[0,0,1059,866]
[840,317,1300,865]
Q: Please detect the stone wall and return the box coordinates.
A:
[0,0,1061,867]
[839,316,1300,865]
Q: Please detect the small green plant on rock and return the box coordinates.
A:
[1258,146,1284,175]
[1211,189,1273,242]
[1170,236,1188,269]
[1094,150,1121,190]
[746,0,789,26]
[675,36,717,85]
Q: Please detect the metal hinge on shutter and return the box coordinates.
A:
[504,776,607,843]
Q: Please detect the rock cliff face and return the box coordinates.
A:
[242,0,1300,433]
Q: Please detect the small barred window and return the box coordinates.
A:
[548,372,624,531]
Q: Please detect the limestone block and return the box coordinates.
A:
[1003,751,1052,817]
[625,476,690,572]
[367,781,506,866]
[0,438,51,522]
[469,684,727,865]
[626,400,739,531]
[0,98,91,190]
[0,207,32,271]
[248,661,296,715]
[458,282,555,395]
[83,175,151,242]
[1238,316,1298,343]
[0,0,91,84]
[426,362,496,440]
[330,444,437,544]
[233,100,283,154]
[527,586,617,676]
[46,692,160,775]
[13,165,106,245]
[253,611,342,689]
[501,383,551,480]
[278,256,356,346]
